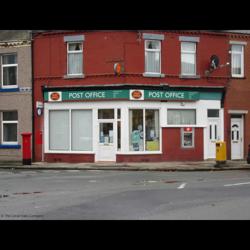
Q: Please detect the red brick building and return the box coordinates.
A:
[33,30,234,163]
[223,31,250,160]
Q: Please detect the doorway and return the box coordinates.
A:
[96,109,116,162]
[231,117,243,160]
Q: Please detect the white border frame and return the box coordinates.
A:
[1,112,18,145]
[1,54,18,89]
[231,44,244,78]
[180,42,197,76]
[144,40,161,75]
[67,42,84,76]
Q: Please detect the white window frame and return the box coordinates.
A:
[47,108,93,153]
[181,128,195,148]
[231,44,244,78]
[129,108,161,153]
[181,42,196,76]
[1,112,18,145]
[1,54,18,89]
[67,42,83,76]
[167,109,197,126]
[144,40,161,75]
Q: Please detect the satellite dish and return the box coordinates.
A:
[210,55,219,70]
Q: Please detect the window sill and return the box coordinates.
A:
[0,87,19,92]
[179,75,200,79]
[231,76,245,79]
[117,151,162,155]
[63,74,85,79]
[0,144,21,149]
[143,73,165,78]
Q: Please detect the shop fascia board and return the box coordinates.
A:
[42,84,225,91]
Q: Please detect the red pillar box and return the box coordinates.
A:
[21,133,32,165]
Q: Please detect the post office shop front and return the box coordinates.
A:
[43,87,224,163]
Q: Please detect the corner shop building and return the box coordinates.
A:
[42,86,224,163]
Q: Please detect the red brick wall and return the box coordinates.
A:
[162,128,204,161]
[44,154,95,163]
[33,30,229,162]
[223,34,250,159]
[116,128,204,162]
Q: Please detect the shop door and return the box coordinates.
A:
[96,121,116,161]
[231,118,243,160]
[207,119,220,158]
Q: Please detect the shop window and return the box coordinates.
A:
[145,40,161,74]
[1,54,17,88]
[207,109,219,118]
[49,110,70,150]
[145,110,160,151]
[49,109,93,151]
[129,109,144,151]
[98,109,114,119]
[1,111,18,144]
[181,128,194,148]
[181,42,196,76]
[167,109,196,125]
[231,45,244,77]
[67,42,83,76]
[129,109,160,152]
[71,110,92,151]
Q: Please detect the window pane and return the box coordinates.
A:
[129,109,144,151]
[3,66,17,85]
[145,51,160,73]
[68,53,83,75]
[183,132,193,147]
[3,111,18,121]
[98,109,114,119]
[117,109,121,119]
[232,53,242,75]
[71,110,92,151]
[208,109,219,118]
[181,42,195,52]
[146,40,160,50]
[99,123,113,144]
[2,54,17,64]
[168,110,196,125]
[68,43,82,51]
[117,121,121,150]
[49,110,69,150]
[3,123,17,142]
[232,45,242,52]
[181,53,195,75]
[145,110,159,151]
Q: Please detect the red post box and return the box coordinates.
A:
[21,132,32,165]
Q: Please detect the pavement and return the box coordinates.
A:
[0,160,249,171]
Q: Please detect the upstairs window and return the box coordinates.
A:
[1,111,18,144]
[145,40,161,74]
[181,42,196,76]
[231,45,244,77]
[67,42,83,76]
[1,54,17,88]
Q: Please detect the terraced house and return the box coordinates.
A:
[0,30,32,162]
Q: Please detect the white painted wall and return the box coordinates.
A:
[44,100,223,160]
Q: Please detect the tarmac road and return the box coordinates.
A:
[0,169,250,220]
